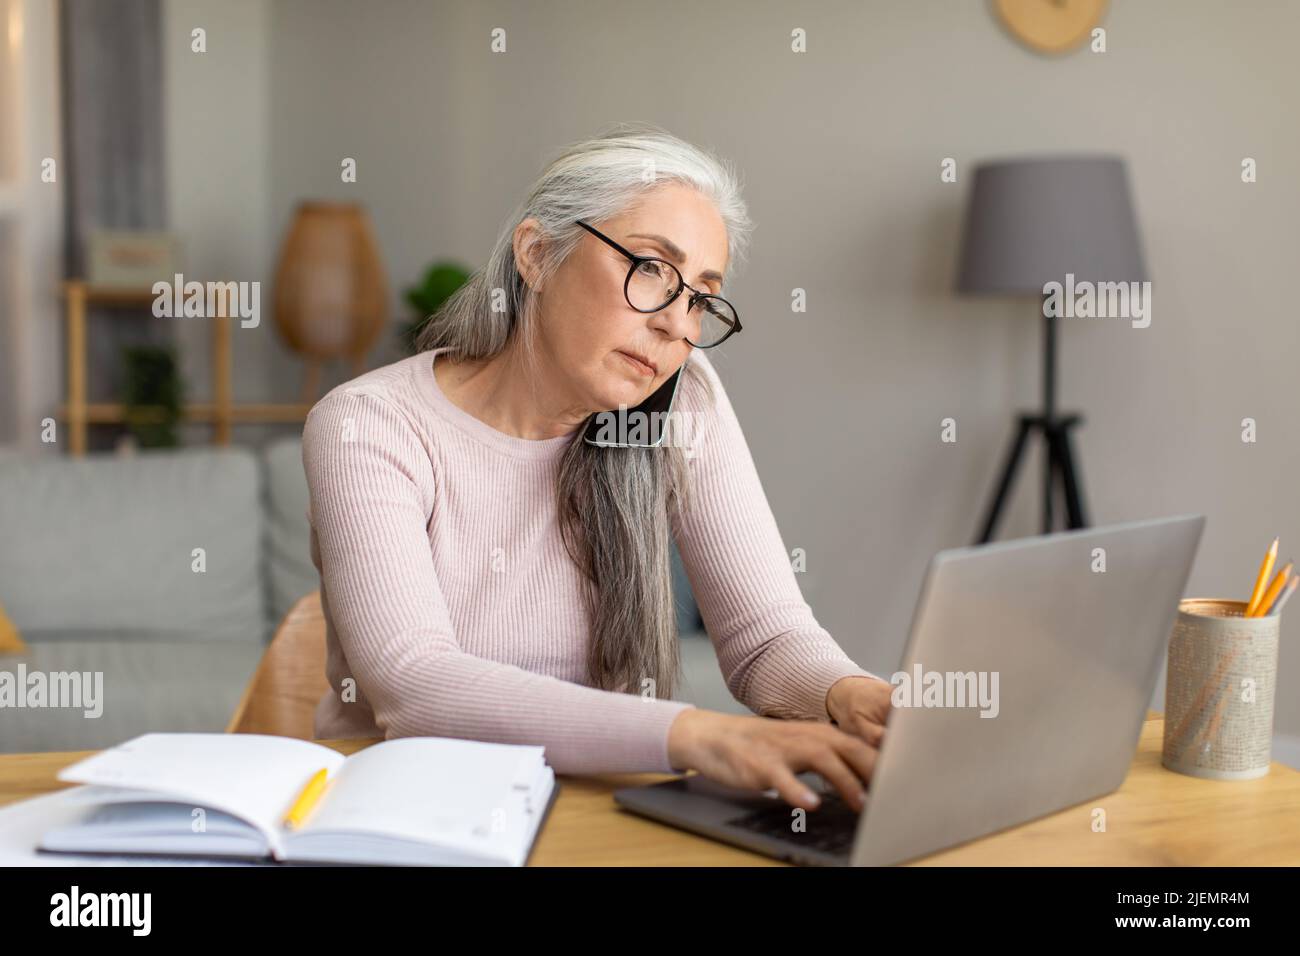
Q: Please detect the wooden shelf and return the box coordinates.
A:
[60,281,159,306]
[58,279,303,454]
[57,403,312,425]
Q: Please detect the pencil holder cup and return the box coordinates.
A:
[1162,599,1279,780]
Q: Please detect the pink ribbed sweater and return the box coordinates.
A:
[302,347,878,774]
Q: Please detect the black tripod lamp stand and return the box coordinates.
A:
[954,156,1147,545]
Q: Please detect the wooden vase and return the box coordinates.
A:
[273,202,387,400]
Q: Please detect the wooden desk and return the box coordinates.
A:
[3,714,1298,865]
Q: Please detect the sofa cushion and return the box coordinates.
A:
[262,436,319,628]
[677,632,750,714]
[0,448,265,643]
[670,541,703,634]
[0,635,264,754]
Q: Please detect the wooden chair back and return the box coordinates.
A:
[226,591,329,738]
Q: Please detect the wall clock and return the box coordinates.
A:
[993,0,1109,55]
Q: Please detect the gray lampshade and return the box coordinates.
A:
[955,156,1147,294]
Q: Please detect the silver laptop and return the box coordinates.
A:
[615,514,1205,866]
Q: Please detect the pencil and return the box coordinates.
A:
[1245,537,1279,617]
[283,767,330,830]
[1266,574,1299,616]
[1251,559,1293,617]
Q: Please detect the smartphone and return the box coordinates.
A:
[583,356,688,449]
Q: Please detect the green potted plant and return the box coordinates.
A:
[401,261,471,354]
[120,345,184,448]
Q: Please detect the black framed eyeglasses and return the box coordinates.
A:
[576,219,742,349]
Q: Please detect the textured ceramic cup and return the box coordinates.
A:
[1162,598,1279,780]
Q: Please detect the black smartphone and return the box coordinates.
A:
[582,358,687,448]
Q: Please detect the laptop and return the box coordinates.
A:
[614,514,1205,866]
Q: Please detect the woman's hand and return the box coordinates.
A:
[666,709,879,812]
[825,675,895,747]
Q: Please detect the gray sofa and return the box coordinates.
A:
[0,438,742,755]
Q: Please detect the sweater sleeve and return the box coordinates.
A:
[302,389,695,775]
[671,354,882,721]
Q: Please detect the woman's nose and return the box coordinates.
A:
[648,291,697,340]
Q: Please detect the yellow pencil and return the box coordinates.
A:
[1244,537,1279,617]
[1251,560,1293,617]
[283,768,330,830]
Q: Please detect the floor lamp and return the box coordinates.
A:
[955,156,1147,544]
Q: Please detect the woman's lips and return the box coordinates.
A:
[616,350,656,377]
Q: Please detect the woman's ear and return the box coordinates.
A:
[512,217,547,292]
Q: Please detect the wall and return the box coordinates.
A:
[162,0,285,443]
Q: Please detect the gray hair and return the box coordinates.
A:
[415,121,754,700]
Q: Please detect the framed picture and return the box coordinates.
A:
[86,230,183,288]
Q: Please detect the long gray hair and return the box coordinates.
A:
[415,122,753,699]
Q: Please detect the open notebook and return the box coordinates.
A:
[38,733,558,867]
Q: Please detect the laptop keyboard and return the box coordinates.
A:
[726,792,861,856]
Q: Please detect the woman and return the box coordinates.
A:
[302,123,893,812]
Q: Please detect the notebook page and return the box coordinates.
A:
[56,734,348,843]
[292,737,546,854]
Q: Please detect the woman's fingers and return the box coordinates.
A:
[767,728,879,811]
[844,713,887,748]
[764,764,825,811]
[803,746,869,812]
[829,729,880,791]
[705,716,884,813]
